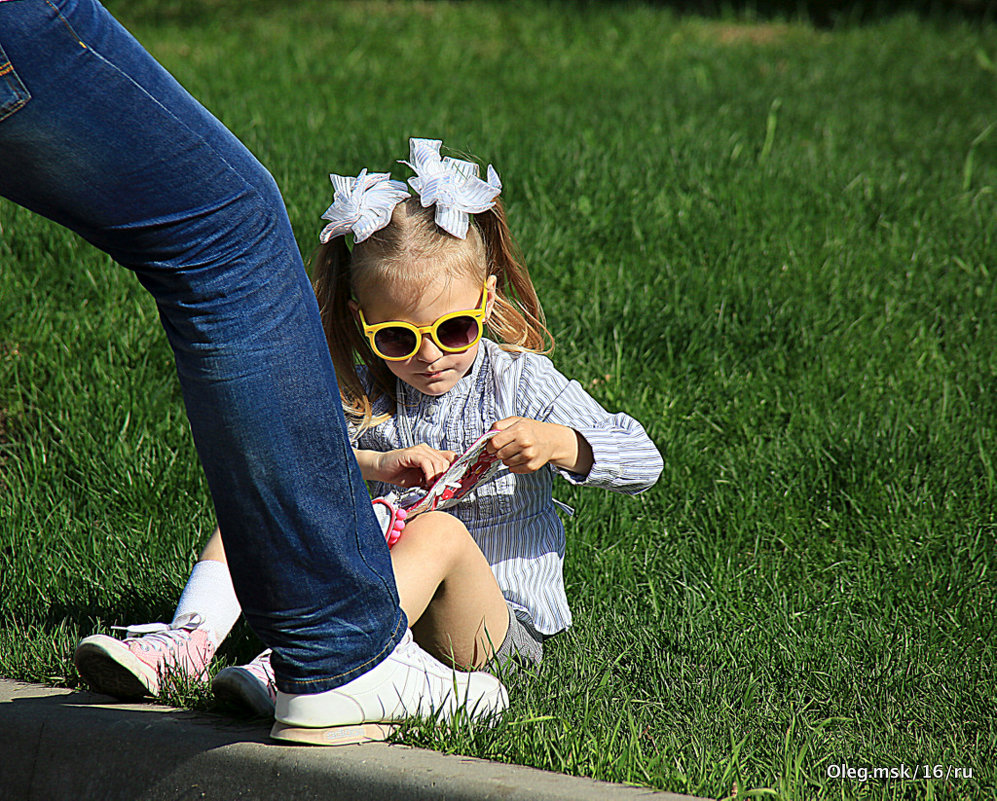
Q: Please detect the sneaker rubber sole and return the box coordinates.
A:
[269,721,396,746]
[74,637,156,698]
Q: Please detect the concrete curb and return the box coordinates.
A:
[1,679,710,801]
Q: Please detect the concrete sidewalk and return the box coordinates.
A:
[0,679,709,801]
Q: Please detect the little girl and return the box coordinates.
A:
[75,139,663,728]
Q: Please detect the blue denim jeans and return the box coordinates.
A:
[0,0,406,693]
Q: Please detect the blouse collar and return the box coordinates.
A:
[396,338,491,408]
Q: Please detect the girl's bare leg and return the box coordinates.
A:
[199,527,227,562]
[390,511,509,670]
[199,513,507,669]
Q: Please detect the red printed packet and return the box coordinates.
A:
[396,430,503,516]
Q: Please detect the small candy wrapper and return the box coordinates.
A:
[395,429,504,516]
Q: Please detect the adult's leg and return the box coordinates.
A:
[0,0,403,693]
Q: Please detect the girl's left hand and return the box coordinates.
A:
[487,416,579,474]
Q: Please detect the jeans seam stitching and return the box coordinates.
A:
[0,97,27,116]
[44,0,87,49]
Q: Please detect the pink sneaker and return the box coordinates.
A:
[73,612,216,698]
[212,649,276,716]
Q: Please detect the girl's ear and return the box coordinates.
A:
[484,274,498,322]
[348,299,361,327]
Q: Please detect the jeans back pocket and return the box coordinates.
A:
[0,42,31,122]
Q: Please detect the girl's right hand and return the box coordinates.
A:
[373,445,456,489]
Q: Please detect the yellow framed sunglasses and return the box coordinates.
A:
[358,282,488,361]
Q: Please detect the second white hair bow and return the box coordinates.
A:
[402,138,502,239]
[319,169,411,244]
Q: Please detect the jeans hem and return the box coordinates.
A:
[274,611,408,695]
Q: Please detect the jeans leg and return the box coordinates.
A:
[0,0,406,693]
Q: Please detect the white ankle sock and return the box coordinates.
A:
[172,559,242,647]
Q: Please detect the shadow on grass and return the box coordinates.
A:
[37,586,180,635]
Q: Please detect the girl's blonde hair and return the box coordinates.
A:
[312,196,552,429]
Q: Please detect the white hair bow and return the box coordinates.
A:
[402,138,502,239]
[319,169,411,244]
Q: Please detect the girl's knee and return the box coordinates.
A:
[403,511,475,552]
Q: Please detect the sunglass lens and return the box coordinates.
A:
[437,315,479,350]
[375,327,417,358]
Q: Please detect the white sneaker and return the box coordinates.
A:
[212,649,277,716]
[270,629,508,745]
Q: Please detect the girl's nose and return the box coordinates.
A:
[416,333,444,363]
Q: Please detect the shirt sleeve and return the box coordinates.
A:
[513,353,663,494]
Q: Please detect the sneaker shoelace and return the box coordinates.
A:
[243,650,277,700]
[113,613,206,658]
[244,650,274,680]
[394,630,452,676]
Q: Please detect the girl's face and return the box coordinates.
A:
[352,272,497,397]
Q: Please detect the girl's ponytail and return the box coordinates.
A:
[312,238,394,427]
[475,199,553,355]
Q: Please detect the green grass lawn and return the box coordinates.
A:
[2,1,995,798]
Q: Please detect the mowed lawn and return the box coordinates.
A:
[1,2,994,798]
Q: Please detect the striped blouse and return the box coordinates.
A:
[351,338,663,636]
